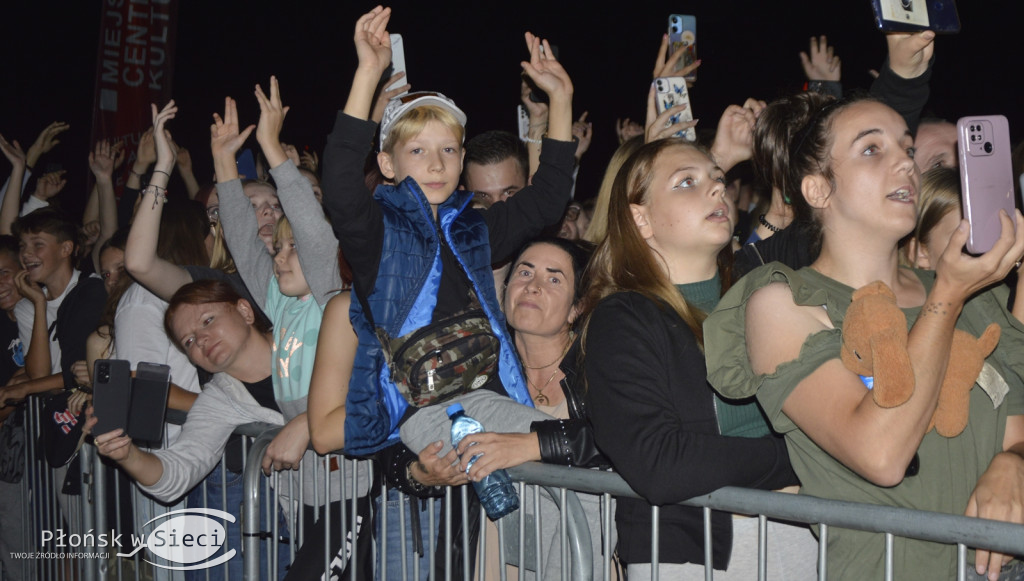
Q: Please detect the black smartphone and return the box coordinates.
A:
[870,0,960,33]
[92,359,132,436]
[127,362,171,448]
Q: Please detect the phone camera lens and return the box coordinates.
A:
[984,142,993,154]
[901,0,913,10]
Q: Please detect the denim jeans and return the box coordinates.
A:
[185,462,290,581]
[375,488,442,581]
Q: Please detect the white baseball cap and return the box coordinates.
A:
[379,91,467,148]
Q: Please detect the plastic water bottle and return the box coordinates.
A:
[447,403,519,520]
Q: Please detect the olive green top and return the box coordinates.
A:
[704,263,1024,581]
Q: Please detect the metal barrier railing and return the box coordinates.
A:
[11,398,1024,581]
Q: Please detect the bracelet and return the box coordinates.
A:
[152,169,171,178]
[521,136,542,145]
[405,461,431,494]
[143,185,168,209]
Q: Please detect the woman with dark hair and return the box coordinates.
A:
[85,279,296,580]
[578,137,812,580]
[705,92,1024,580]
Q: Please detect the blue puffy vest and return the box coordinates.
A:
[343,177,532,456]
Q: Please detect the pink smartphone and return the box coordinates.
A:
[957,115,1015,254]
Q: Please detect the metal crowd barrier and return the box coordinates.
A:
[11,397,1024,581]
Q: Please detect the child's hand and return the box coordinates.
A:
[353,6,393,78]
[254,76,290,149]
[520,32,573,103]
[210,97,254,181]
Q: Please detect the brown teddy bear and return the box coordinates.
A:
[841,281,1000,437]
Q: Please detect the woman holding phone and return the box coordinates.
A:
[705,92,1024,580]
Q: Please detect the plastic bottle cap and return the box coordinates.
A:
[446,403,464,418]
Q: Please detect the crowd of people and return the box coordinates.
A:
[0,4,1023,581]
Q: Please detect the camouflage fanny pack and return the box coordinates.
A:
[377,301,500,408]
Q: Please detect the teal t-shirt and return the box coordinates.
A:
[265,276,326,409]
[677,273,771,438]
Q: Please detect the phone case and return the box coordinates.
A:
[517,105,530,142]
[668,14,697,80]
[127,362,171,448]
[957,115,1015,254]
[92,359,132,436]
[235,149,257,181]
[387,33,408,97]
[870,0,960,33]
[654,76,696,142]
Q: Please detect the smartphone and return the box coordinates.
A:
[127,362,171,448]
[870,0,960,33]
[387,33,409,97]
[236,149,257,180]
[958,115,1015,254]
[654,76,696,142]
[92,359,132,436]
[668,14,697,82]
[517,105,530,142]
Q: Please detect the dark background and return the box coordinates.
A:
[2,0,1021,213]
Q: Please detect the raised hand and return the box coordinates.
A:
[0,134,26,169]
[644,85,697,143]
[886,30,935,79]
[33,170,67,201]
[616,118,644,144]
[26,121,70,168]
[652,33,701,83]
[800,35,841,82]
[370,71,411,123]
[135,128,157,169]
[299,150,319,173]
[709,98,766,173]
[519,78,549,126]
[254,76,290,147]
[150,101,178,170]
[210,97,254,182]
[81,221,101,247]
[176,145,193,173]
[935,210,1024,302]
[572,111,593,160]
[521,32,573,102]
[88,140,117,180]
[353,6,393,77]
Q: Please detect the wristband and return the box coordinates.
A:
[153,169,171,178]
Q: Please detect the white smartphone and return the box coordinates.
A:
[388,33,408,96]
[517,105,530,142]
[654,76,695,141]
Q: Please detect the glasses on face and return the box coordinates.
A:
[206,206,220,223]
[564,205,581,222]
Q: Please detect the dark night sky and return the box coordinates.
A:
[3,0,1022,211]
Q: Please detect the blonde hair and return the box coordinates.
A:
[583,135,644,244]
[900,167,961,267]
[381,105,465,154]
[580,139,731,351]
[273,215,293,249]
[208,220,237,274]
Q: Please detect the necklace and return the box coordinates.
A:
[527,369,561,406]
[523,338,573,406]
[758,213,782,234]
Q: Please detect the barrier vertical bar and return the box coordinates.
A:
[443,486,452,581]
[272,471,280,580]
[516,481,525,580]
[703,506,712,581]
[534,484,542,581]
[380,482,388,581]
[399,489,408,580]
[91,446,107,581]
[758,514,767,581]
[957,543,967,581]
[650,505,659,581]
[818,523,828,581]
[560,487,568,581]
[428,490,436,581]
[460,487,469,581]
[884,532,894,581]
[603,493,612,581]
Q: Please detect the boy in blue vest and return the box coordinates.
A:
[322,6,576,461]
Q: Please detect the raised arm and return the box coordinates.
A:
[709,98,766,174]
[343,6,394,121]
[870,31,935,135]
[124,101,193,300]
[25,121,69,173]
[210,96,271,309]
[88,140,121,273]
[751,213,1024,486]
[255,77,340,304]
[13,271,50,379]
[800,35,843,98]
[0,134,26,235]
[174,146,201,199]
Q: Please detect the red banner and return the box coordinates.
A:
[90,0,179,188]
